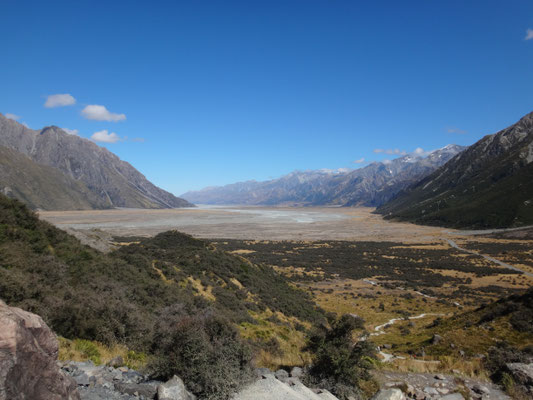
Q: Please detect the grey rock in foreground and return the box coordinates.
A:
[371,388,406,400]
[158,375,196,400]
[0,299,79,400]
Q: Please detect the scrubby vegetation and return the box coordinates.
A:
[213,239,520,289]
[0,194,323,399]
[304,314,377,399]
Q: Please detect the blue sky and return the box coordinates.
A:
[1,1,533,195]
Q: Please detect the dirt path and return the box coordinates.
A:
[444,238,533,278]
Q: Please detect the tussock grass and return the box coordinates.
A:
[58,337,147,370]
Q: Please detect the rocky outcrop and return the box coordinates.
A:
[61,361,197,400]
[232,369,339,400]
[506,363,533,395]
[377,371,510,400]
[0,300,79,400]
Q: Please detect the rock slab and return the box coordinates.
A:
[0,299,80,400]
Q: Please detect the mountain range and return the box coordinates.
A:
[377,111,533,228]
[0,113,192,210]
[181,145,465,207]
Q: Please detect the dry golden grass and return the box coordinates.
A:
[58,337,146,370]
[239,309,312,369]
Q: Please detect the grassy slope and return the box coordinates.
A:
[0,145,108,210]
[0,193,322,355]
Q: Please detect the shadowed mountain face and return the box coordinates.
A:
[0,114,193,210]
[181,145,465,207]
[377,111,533,228]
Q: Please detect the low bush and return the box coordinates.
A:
[304,314,377,399]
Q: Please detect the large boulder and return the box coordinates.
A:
[0,299,80,400]
[371,388,405,400]
[158,375,196,400]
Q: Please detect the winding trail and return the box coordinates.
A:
[444,238,533,278]
[362,312,444,362]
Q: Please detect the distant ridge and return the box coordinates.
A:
[0,113,193,210]
[181,145,465,207]
[377,111,533,228]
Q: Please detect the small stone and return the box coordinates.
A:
[434,374,446,380]
[438,388,450,394]
[290,366,303,378]
[107,356,124,368]
[440,394,465,400]
[74,372,90,386]
[371,388,406,400]
[431,334,442,345]
[385,382,403,388]
[471,384,490,395]
[255,367,273,379]
[275,369,289,382]
[424,387,439,395]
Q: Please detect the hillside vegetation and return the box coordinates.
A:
[378,111,533,228]
[0,194,323,398]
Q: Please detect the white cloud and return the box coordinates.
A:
[132,137,145,142]
[353,158,365,164]
[447,127,467,134]
[21,122,30,128]
[81,105,126,122]
[62,128,79,135]
[373,148,407,155]
[44,93,76,108]
[5,113,20,121]
[413,147,432,156]
[382,159,392,165]
[91,129,121,143]
[525,28,533,40]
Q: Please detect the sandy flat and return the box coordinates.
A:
[39,206,448,242]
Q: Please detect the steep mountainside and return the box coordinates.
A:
[0,145,108,210]
[378,111,533,228]
[181,145,464,207]
[0,113,192,209]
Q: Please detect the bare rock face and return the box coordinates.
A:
[0,299,80,400]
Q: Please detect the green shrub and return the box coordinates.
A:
[148,307,253,400]
[304,314,376,399]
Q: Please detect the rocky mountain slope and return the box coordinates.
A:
[0,113,192,209]
[181,145,464,207]
[377,111,533,228]
[0,145,108,210]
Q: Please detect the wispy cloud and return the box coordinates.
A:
[91,129,121,143]
[525,28,533,40]
[132,137,145,143]
[81,105,126,122]
[373,148,407,155]
[44,93,76,108]
[353,158,365,164]
[62,128,79,135]
[447,127,467,134]
[5,113,20,121]
[413,147,432,156]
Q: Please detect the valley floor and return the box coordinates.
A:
[41,206,533,383]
